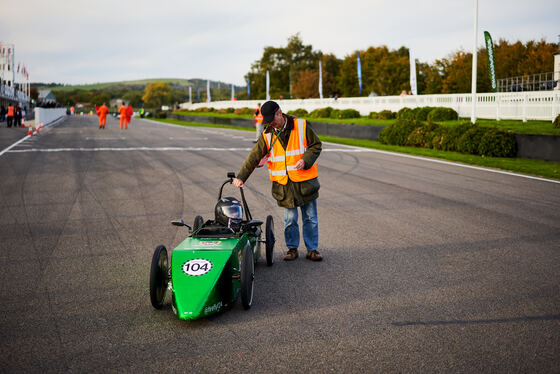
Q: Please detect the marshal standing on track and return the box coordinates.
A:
[233,100,323,261]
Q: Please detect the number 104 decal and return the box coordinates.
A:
[182,259,213,276]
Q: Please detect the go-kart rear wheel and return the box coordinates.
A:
[265,215,275,266]
[193,215,204,231]
[149,245,169,309]
[241,242,254,310]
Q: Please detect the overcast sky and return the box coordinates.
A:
[2,0,559,86]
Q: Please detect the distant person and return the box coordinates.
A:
[96,103,109,129]
[253,103,263,143]
[0,105,6,122]
[6,103,14,128]
[118,104,128,130]
[70,106,75,115]
[15,104,22,127]
[126,104,133,127]
[139,107,145,118]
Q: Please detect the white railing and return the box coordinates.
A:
[180,91,560,122]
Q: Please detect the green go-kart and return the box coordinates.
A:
[149,172,275,320]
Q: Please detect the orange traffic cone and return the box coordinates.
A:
[27,127,33,136]
[21,119,25,128]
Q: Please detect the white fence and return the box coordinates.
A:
[181,91,560,122]
[34,108,67,125]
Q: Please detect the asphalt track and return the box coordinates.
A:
[1,115,559,373]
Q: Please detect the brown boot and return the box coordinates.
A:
[306,250,322,261]
[283,248,298,261]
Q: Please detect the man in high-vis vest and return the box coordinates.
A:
[253,103,263,143]
[233,101,323,261]
[6,104,14,128]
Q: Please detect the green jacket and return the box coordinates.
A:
[237,114,322,208]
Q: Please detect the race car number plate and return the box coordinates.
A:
[182,259,213,276]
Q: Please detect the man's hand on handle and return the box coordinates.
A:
[233,178,244,188]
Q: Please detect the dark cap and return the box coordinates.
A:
[261,101,280,124]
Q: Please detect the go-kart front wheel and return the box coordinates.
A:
[241,242,254,310]
[265,215,275,266]
[150,245,169,309]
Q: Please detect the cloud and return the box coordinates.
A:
[1,0,558,85]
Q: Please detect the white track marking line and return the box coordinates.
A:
[7,147,255,152]
[0,116,65,157]
[323,141,560,185]
[0,134,32,157]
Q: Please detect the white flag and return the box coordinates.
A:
[318,60,323,99]
[409,49,417,95]
[266,70,270,100]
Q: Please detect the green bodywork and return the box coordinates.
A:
[170,232,260,320]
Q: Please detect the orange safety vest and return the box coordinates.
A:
[263,118,318,185]
[7,105,14,116]
[254,107,263,126]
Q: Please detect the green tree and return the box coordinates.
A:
[123,91,143,106]
[142,82,172,108]
[337,46,410,97]
[245,34,320,99]
[293,69,318,98]
[91,93,110,106]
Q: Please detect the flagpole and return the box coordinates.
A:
[266,70,270,100]
[471,0,478,124]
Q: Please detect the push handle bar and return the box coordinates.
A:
[218,172,252,221]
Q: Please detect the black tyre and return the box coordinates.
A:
[240,242,254,310]
[149,245,169,309]
[265,215,275,266]
[193,215,204,231]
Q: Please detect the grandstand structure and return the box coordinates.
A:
[497,72,557,92]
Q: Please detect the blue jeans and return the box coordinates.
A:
[284,199,318,251]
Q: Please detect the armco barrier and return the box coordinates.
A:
[167,114,560,162]
[515,134,560,162]
[34,108,67,126]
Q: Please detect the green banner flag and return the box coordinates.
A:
[484,31,497,92]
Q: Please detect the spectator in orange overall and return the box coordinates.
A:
[253,103,263,143]
[126,104,133,128]
[96,103,109,129]
[118,104,128,129]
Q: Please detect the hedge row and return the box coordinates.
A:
[378,119,517,157]
[186,107,255,115]
[554,114,560,129]
[287,107,361,119]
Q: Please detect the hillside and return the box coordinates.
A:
[33,78,246,92]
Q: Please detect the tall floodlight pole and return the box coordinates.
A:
[471,0,478,124]
[189,86,192,104]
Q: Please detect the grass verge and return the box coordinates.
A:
[153,118,560,181]
[172,111,559,134]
